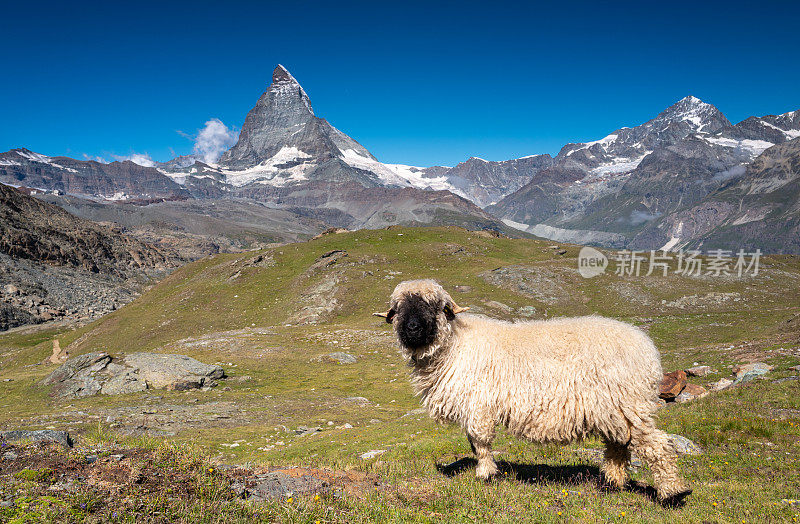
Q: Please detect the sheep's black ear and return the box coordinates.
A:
[444,304,455,321]
[373,309,395,323]
[444,302,469,320]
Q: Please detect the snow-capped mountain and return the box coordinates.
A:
[157,65,543,206]
[491,98,800,252]
[555,95,731,176]
[0,148,186,202]
[1,67,798,251]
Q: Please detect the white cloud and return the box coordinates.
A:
[82,153,109,164]
[627,210,662,225]
[192,118,239,164]
[112,152,156,167]
[712,164,746,182]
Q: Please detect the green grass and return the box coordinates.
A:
[1,226,799,522]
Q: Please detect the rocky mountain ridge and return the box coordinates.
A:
[490,99,800,252]
[0,183,178,330]
[1,65,797,252]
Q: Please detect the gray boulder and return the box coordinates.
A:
[1,430,72,448]
[685,365,711,377]
[42,352,224,398]
[709,378,734,391]
[667,434,703,455]
[232,470,330,501]
[40,352,111,398]
[325,352,357,364]
[732,362,773,385]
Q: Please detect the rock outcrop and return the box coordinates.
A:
[42,352,225,398]
[659,370,688,400]
[0,430,73,448]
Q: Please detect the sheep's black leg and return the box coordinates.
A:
[467,434,477,454]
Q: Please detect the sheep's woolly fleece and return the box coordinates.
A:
[382,279,690,502]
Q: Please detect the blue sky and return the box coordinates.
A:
[1,0,798,167]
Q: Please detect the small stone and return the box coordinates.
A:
[685,365,711,377]
[676,383,709,403]
[2,451,19,461]
[667,434,703,455]
[516,306,537,318]
[340,423,353,429]
[325,352,357,364]
[295,426,321,437]
[485,300,513,313]
[3,284,19,296]
[709,378,733,391]
[659,370,687,400]
[360,450,386,460]
[0,500,13,507]
[789,365,800,372]
[402,407,427,418]
[327,421,334,426]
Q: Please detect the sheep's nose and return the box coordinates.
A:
[407,318,420,331]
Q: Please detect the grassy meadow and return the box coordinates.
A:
[1,226,799,522]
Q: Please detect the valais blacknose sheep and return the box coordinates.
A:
[375,280,690,503]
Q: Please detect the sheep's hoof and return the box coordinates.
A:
[659,488,693,508]
[598,477,625,493]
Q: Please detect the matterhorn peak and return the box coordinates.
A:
[272,64,298,84]
[217,64,374,172]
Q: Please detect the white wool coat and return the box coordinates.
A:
[410,314,663,445]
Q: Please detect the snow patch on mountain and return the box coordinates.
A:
[338,148,461,194]
[703,136,775,158]
[221,147,315,187]
[17,150,52,163]
[586,154,649,178]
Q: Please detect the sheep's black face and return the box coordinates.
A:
[395,294,439,350]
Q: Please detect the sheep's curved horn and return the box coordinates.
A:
[373,310,391,318]
[452,305,470,314]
